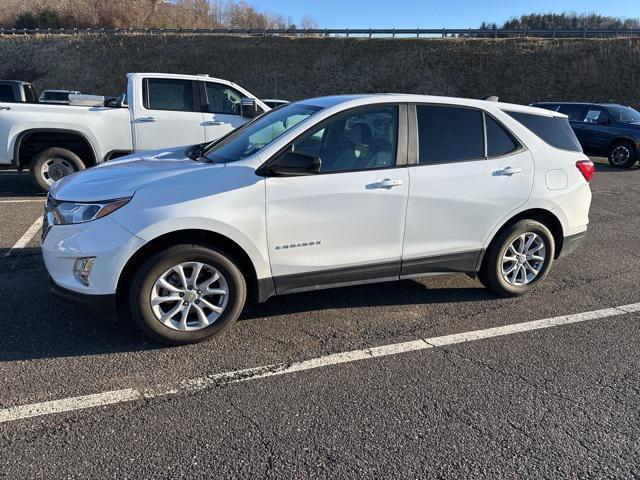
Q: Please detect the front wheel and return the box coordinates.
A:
[130,245,247,345]
[608,141,637,169]
[479,220,555,297]
[29,147,86,191]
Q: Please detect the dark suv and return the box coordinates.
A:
[531,102,640,169]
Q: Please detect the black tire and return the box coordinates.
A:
[129,244,247,346]
[608,140,637,169]
[29,147,86,191]
[480,220,555,297]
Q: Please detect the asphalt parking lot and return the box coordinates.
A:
[0,160,639,479]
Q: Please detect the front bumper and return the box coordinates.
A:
[50,276,117,320]
[42,215,145,296]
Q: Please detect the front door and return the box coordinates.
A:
[265,105,409,293]
[132,77,206,151]
[402,105,534,275]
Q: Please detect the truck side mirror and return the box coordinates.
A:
[241,97,261,119]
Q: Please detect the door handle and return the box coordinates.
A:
[135,116,157,123]
[494,166,522,176]
[367,178,404,189]
[0,106,11,111]
[202,120,225,126]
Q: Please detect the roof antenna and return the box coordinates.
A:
[484,95,499,102]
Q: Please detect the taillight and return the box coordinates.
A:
[576,160,594,182]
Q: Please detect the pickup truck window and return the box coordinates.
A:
[204,83,242,115]
[24,85,37,103]
[203,103,322,163]
[0,85,15,102]
[144,78,196,112]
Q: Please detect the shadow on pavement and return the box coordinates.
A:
[241,278,497,320]
[593,162,639,173]
[0,171,45,198]
[0,250,495,362]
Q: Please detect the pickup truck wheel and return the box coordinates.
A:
[130,245,247,346]
[30,147,85,191]
[480,220,554,297]
[608,141,637,169]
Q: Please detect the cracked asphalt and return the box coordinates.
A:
[0,159,639,479]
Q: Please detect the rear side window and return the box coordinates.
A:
[557,104,586,121]
[485,116,519,157]
[144,78,195,112]
[533,104,560,112]
[0,85,15,102]
[505,111,582,152]
[417,106,484,164]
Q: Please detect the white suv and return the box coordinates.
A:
[42,94,593,345]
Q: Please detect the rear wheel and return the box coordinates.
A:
[480,220,555,297]
[129,244,247,345]
[29,147,85,191]
[608,141,637,169]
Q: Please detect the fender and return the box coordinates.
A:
[476,200,566,270]
[606,135,640,152]
[132,217,270,278]
[12,128,98,170]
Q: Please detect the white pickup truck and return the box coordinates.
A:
[0,73,268,190]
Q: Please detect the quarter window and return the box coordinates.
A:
[144,78,195,112]
[506,111,582,152]
[293,106,399,173]
[205,83,242,115]
[416,106,484,164]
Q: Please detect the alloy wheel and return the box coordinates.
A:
[501,232,546,286]
[610,145,631,166]
[150,262,229,331]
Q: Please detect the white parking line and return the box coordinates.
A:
[4,216,43,257]
[0,199,44,204]
[1,301,639,424]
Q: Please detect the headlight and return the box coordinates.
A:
[50,197,131,225]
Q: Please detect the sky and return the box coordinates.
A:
[246,0,640,28]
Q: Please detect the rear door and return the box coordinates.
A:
[132,77,205,151]
[201,81,248,142]
[402,105,534,275]
[580,106,614,154]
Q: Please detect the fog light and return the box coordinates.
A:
[73,257,95,286]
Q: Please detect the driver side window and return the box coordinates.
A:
[292,106,398,173]
[204,82,242,115]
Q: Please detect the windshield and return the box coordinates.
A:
[607,106,640,123]
[202,103,323,163]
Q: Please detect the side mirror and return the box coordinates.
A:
[268,151,321,176]
[596,117,610,126]
[241,97,261,118]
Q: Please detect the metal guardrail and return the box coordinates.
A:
[2,27,640,38]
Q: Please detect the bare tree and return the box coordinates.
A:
[300,14,318,30]
[0,0,320,30]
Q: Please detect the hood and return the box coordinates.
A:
[50,147,223,201]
